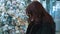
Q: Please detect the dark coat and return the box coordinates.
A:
[26,21,55,34]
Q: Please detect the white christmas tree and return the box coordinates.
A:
[0,0,29,34]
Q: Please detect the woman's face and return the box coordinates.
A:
[27,12,36,21]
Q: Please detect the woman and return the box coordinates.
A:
[26,1,55,34]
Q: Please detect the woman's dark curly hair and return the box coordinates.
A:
[26,1,54,24]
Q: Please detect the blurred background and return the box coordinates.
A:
[0,0,60,34]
